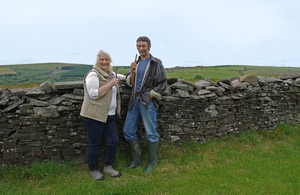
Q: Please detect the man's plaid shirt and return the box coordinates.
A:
[126,54,167,110]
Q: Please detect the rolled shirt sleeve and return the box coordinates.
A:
[85,72,100,99]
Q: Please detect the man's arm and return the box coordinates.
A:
[150,60,167,99]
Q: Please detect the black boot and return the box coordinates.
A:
[126,139,143,169]
[143,142,158,173]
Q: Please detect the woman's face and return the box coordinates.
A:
[98,53,110,72]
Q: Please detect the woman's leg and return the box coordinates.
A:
[103,115,119,165]
[84,117,104,167]
[103,115,121,177]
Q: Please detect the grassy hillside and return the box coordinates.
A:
[1,63,300,88]
[0,63,129,86]
[0,63,91,85]
[166,65,300,82]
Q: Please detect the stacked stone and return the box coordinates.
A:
[157,74,300,143]
[0,81,88,166]
[1,73,300,166]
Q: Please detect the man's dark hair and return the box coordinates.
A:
[136,36,151,46]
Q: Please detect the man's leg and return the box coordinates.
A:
[123,97,140,141]
[123,97,143,169]
[139,100,158,143]
[139,100,158,173]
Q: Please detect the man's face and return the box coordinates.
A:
[136,41,151,58]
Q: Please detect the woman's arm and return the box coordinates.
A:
[85,72,119,99]
[112,72,126,81]
[97,78,119,97]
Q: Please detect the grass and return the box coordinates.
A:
[1,123,300,194]
[165,65,300,81]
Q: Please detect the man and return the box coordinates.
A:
[123,36,167,173]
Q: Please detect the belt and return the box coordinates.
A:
[136,91,140,96]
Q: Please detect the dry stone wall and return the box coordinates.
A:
[1,73,300,166]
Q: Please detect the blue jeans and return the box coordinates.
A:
[83,115,119,167]
[123,97,158,143]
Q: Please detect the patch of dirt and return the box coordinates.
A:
[49,70,70,76]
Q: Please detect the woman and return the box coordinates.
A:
[80,50,126,181]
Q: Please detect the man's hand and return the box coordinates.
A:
[131,54,138,74]
[130,62,137,74]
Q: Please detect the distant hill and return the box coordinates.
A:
[165,65,300,83]
[0,63,130,85]
[1,63,300,86]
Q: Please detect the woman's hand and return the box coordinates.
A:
[110,78,119,87]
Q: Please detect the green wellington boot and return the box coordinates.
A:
[143,142,158,173]
[126,139,143,169]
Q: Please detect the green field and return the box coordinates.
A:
[1,63,300,87]
[166,65,300,82]
[0,67,17,75]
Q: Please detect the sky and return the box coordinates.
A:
[1,0,300,68]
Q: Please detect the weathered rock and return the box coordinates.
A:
[267,78,283,83]
[53,96,66,105]
[279,73,300,80]
[2,99,24,113]
[34,105,60,118]
[178,79,198,89]
[218,78,231,85]
[230,79,241,88]
[37,94,53,101]
[0,89,11,106]
[54,81,83,89]
[163,86,172,96]
[171,83,194,92]
[40,81,53,94]
[62,94,84,101]
[295,78,300,84]
[205,105,218,117]
[73,89,84,96]
[58,106,73,112]
[284,79,294,85]
[258,76,268,86]
[240,74,259,85]
[231,94,244,100]
[30,99,50,107]
[167,78,178,85]
[24,87,45,96]
[198,90,211,95]
[195,80,210,88]
[18,104,34,114]
[205,93,218,98]
[10,89,24,96]
[161,96,180,101]
[176,89,189,97]
[206,86,219,91]
[219,81,236,91]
